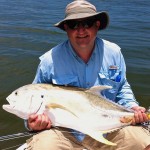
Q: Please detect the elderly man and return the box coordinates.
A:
[25,0,150,149]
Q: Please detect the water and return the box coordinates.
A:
[0,0,150,149]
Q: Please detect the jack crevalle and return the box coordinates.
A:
[3,84,149,146]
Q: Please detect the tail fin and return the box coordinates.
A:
[88,131,117,146]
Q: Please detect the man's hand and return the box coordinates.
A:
[27,114,52,131]
[131,106,149,125]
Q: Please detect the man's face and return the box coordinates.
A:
[64,18,100,51]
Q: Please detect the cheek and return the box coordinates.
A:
[90,28,98,38]
[66,28,76,37]
[67,32,76,44]
[67,29,74,37]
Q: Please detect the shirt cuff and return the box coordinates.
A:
[24,120,33,131]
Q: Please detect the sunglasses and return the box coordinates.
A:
[66,18,96,30]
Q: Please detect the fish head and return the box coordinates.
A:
[2,84,48,119]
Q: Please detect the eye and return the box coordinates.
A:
[15,92,18,95]
[41,95,44,98]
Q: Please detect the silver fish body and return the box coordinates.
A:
[3,84,135,146]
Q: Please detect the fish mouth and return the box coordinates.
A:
[6,96,9,103]
[2,102,14,112]
[5,97,15,108]
[4,96,43,114]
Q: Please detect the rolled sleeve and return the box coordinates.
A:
[116,78,139,108]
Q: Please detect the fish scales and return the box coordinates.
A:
[38,84,129,112]
[51,84,132,113]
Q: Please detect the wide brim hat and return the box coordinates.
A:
[54,0,109,31]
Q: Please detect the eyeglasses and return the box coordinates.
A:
[66,18,96,30]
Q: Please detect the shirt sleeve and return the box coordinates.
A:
[24,119,33,131]
[115,53,139,109]
[116,78,139,108]
[32,52,53,84]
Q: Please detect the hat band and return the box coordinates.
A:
[65,7,97,18]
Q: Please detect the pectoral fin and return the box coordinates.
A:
[89,131,117,146]
[45,103,78,118]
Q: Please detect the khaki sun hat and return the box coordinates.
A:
[54,0,109,31]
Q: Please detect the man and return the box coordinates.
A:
[25,0,150,149]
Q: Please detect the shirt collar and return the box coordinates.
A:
[68,40,96,64]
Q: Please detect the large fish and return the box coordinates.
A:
[2,84,150,146]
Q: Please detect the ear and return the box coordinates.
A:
[64,23,68,31]
[95,21,100,30]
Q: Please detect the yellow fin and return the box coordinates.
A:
[100,127,122,134]
[89,131,117,146]
[45,103,78,118]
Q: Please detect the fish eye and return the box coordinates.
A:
[41,95,44,98]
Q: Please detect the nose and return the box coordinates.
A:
[77,23,86,32]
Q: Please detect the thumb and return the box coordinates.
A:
[132,106,146,113]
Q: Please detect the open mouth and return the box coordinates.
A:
[6,97,15,108]
[77,35,88,38]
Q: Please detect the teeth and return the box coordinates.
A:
[78,35,87,38]
[78,36,86,38]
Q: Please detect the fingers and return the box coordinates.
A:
[28,114,38,123]
[132,112,147,125]
[40,114,52,130]
[132,106,146,112]
[134,111,141,123]
[28,114,52,131]
[131,106,149,125]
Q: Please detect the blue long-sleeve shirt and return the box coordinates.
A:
[32,37,139,141]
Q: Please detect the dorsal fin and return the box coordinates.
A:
[85,85,112,96]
